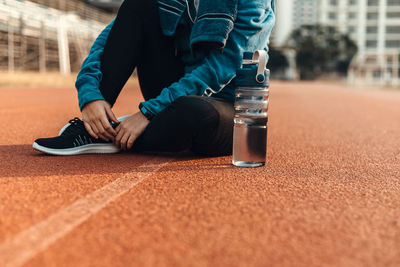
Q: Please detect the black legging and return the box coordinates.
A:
[99,0,234,156]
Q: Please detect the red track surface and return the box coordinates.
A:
[0,81,399,267]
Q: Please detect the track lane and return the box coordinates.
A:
[0,156,172,267]
[0,82,399,266]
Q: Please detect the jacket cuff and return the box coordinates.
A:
[190,18,234,50]
[78,90,105,111]
[139,103,155,121]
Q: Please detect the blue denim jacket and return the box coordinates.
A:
[75,0,275,117]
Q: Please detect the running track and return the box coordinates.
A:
[0,81,399,267]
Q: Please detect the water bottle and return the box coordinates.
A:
[232,50,270,167]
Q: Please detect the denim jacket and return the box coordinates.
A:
[75,0,275,118]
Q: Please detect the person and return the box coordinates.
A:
[33,0,275,156]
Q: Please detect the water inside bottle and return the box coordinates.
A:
[232,117,267,167]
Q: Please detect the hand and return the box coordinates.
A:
[81,100,119,141]
[115,112,150,150]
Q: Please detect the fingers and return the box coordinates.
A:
[81,101,119,142]
[115,125,129,150]
[83,121,98,139]
[85,120,108,141]
[113,113,148,150]
[115,131,137,151]
[89,122,108,141]
[114,126,123,148]
[120,134,130,151]
[126,135,136,150]
[85,117,115,141]
[94,120,114,141]
[100,117,117,138]
[105,106,119,124]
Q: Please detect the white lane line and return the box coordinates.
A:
[0,156,172,267]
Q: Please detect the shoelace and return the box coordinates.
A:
[60,118,96,147]
[63,118,115,146]
[61,118,86,137]
[69,117,81,125]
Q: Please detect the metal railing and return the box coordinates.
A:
[28,0,114,23]
[0,0,109,73]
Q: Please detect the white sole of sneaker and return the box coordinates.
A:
[33,142,121,156]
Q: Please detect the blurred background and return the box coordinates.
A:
[271,0,400,87]
[0,0,122,86]
[0,0,399,88]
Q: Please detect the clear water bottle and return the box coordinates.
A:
[232,50,270,167]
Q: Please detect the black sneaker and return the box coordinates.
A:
[33,118,121,155]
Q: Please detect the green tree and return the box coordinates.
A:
[267,45,289,73]
[288,25,357,80]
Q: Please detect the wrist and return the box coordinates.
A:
[136,111,149,122]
